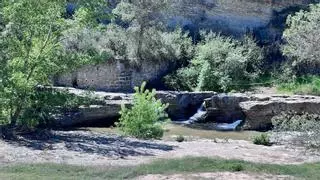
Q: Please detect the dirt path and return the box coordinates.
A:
[137,172,294,180]
[0,130,319,167]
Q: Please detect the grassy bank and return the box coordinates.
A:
[1,157,320,180]
[277,76,320,96]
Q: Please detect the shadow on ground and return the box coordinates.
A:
[4,130,175,158]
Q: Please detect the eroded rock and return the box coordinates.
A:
[205,94,320,130]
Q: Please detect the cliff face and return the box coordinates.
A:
[166,0,317,42]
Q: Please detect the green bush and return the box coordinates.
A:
[253,133,271,146]
[282,4,320,75]
[17,88,103,130]
[165,32,263,92]
[272,111,320,148]
[117,82,169,139]
[277,75,320,96]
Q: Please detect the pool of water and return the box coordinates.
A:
[85,123,261,141]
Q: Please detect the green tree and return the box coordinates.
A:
[113,0,168,62]
[165,33,263,92]
[0,0,108,127]
[282,4,320,75]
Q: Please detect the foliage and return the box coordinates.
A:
[64,22,193,65]
[282,4,320,75]
[277,75,320,96]
[253,133,272,146]
[111,0,194,64]
[17,88,104,129]
[0,0,108,127]
[117,82,169,139]
[113,0,167,61]
[165,33,263,92]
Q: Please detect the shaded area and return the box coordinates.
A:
[3,130,175,158]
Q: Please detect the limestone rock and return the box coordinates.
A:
[53,87,216,127]
[205,94,320,130]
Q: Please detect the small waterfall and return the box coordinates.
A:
[187,103,206,123]
[175,103,207,125]
[174,102,244,131]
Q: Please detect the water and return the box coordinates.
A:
[173,103,243,131]
[174,103,206,125]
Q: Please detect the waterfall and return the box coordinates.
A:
[174,103,206,125]
[174,102,244,131]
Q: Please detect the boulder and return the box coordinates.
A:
[156,91,217,120]
[205,94,320,130]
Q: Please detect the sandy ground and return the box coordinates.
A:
[137,172,294,180]
[0,130,319,167]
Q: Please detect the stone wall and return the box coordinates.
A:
[54,59,170,92]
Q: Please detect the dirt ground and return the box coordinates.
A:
[0,130,319,167]
[137,172,294,180]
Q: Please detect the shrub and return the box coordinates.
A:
[282,4,320,75]
[253,133,271,146]
[117,82,169,139]
[272,111,320,148]
[176,135,185,142]
[277,75,320,96]
[165,32,263,92]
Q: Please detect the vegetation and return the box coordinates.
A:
[282,4,320,75]
[175,135,185,142]
[165,33,263,92]
[253,133,272,146]
[1,157,320,179]
[117,82,169,139]
[0,0,108,129]
[272,111,320,148]
[277,75,320,95]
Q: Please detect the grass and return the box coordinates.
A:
[1,157,320,180]
[277,75,320,96]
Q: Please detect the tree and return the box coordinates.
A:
[282,4,320,75]
[0,0,108,127]
[113,0,168,62]
[165,33,263,92]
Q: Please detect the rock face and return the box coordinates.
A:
[166,0,317,43]
[205,94,320,130]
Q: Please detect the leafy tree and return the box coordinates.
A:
[113,0,168,62]
[0,0,108,127]
[117,82,169,139]
[282,4,320,75]
[165,33,263,92]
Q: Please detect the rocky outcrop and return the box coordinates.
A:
[53,87,320,130]
[53,87,216,127]
[204,94,320,130]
